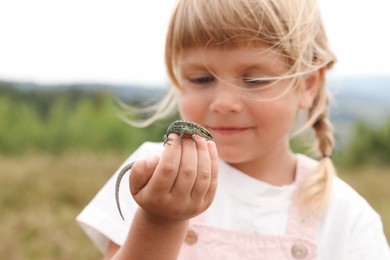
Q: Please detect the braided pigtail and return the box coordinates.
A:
[296,85,337,216]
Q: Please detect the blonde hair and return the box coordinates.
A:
[128,0,337,215]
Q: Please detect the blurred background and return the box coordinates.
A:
[1,0,389,259]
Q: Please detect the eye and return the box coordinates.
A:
[189,75,215,85]
[242,77,272,87]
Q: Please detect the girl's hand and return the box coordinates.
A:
[129,133,218,224]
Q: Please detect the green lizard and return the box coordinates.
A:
[115,120,213,221]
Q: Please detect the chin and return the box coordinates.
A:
[218,151,246,165]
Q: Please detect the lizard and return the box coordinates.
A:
[115,120,213,221]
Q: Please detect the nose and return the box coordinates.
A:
[209,82,243,114]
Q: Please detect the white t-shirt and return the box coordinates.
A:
[76,142,390,259]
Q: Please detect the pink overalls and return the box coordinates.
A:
[178,160,318,260]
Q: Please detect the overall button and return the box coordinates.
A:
[291,242,308,259]
[184,229,198,245]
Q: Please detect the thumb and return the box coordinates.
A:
[129,155,160,195]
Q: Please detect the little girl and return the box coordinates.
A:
[77,0,390,259]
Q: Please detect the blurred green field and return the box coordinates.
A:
[0,152,389,259]
[1,83,389,258]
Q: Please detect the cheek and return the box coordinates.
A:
[267,100,300,132]
[178,92,208,121]
[253,98,299,133]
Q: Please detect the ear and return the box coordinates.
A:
[299,67,325,109]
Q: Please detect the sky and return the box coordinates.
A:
[0,0,389,86]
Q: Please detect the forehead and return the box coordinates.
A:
[176,43,289,73]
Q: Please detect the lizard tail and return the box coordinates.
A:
[115,162,135,221]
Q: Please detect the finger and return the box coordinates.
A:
[130,155,160,196]
[147,133,182,194]
[190,135,211,199]
[204,141,219,206]
[171,137,198,197]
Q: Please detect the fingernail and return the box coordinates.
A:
[207,141,216,151]
[194,134,206,142]
[169,133,179,139]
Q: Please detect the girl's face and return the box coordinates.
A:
[176,44,318,172]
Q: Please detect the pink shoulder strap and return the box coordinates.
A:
[286,154,320,239]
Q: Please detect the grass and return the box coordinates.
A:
[0,152,389,259]
[0,152,125,259]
